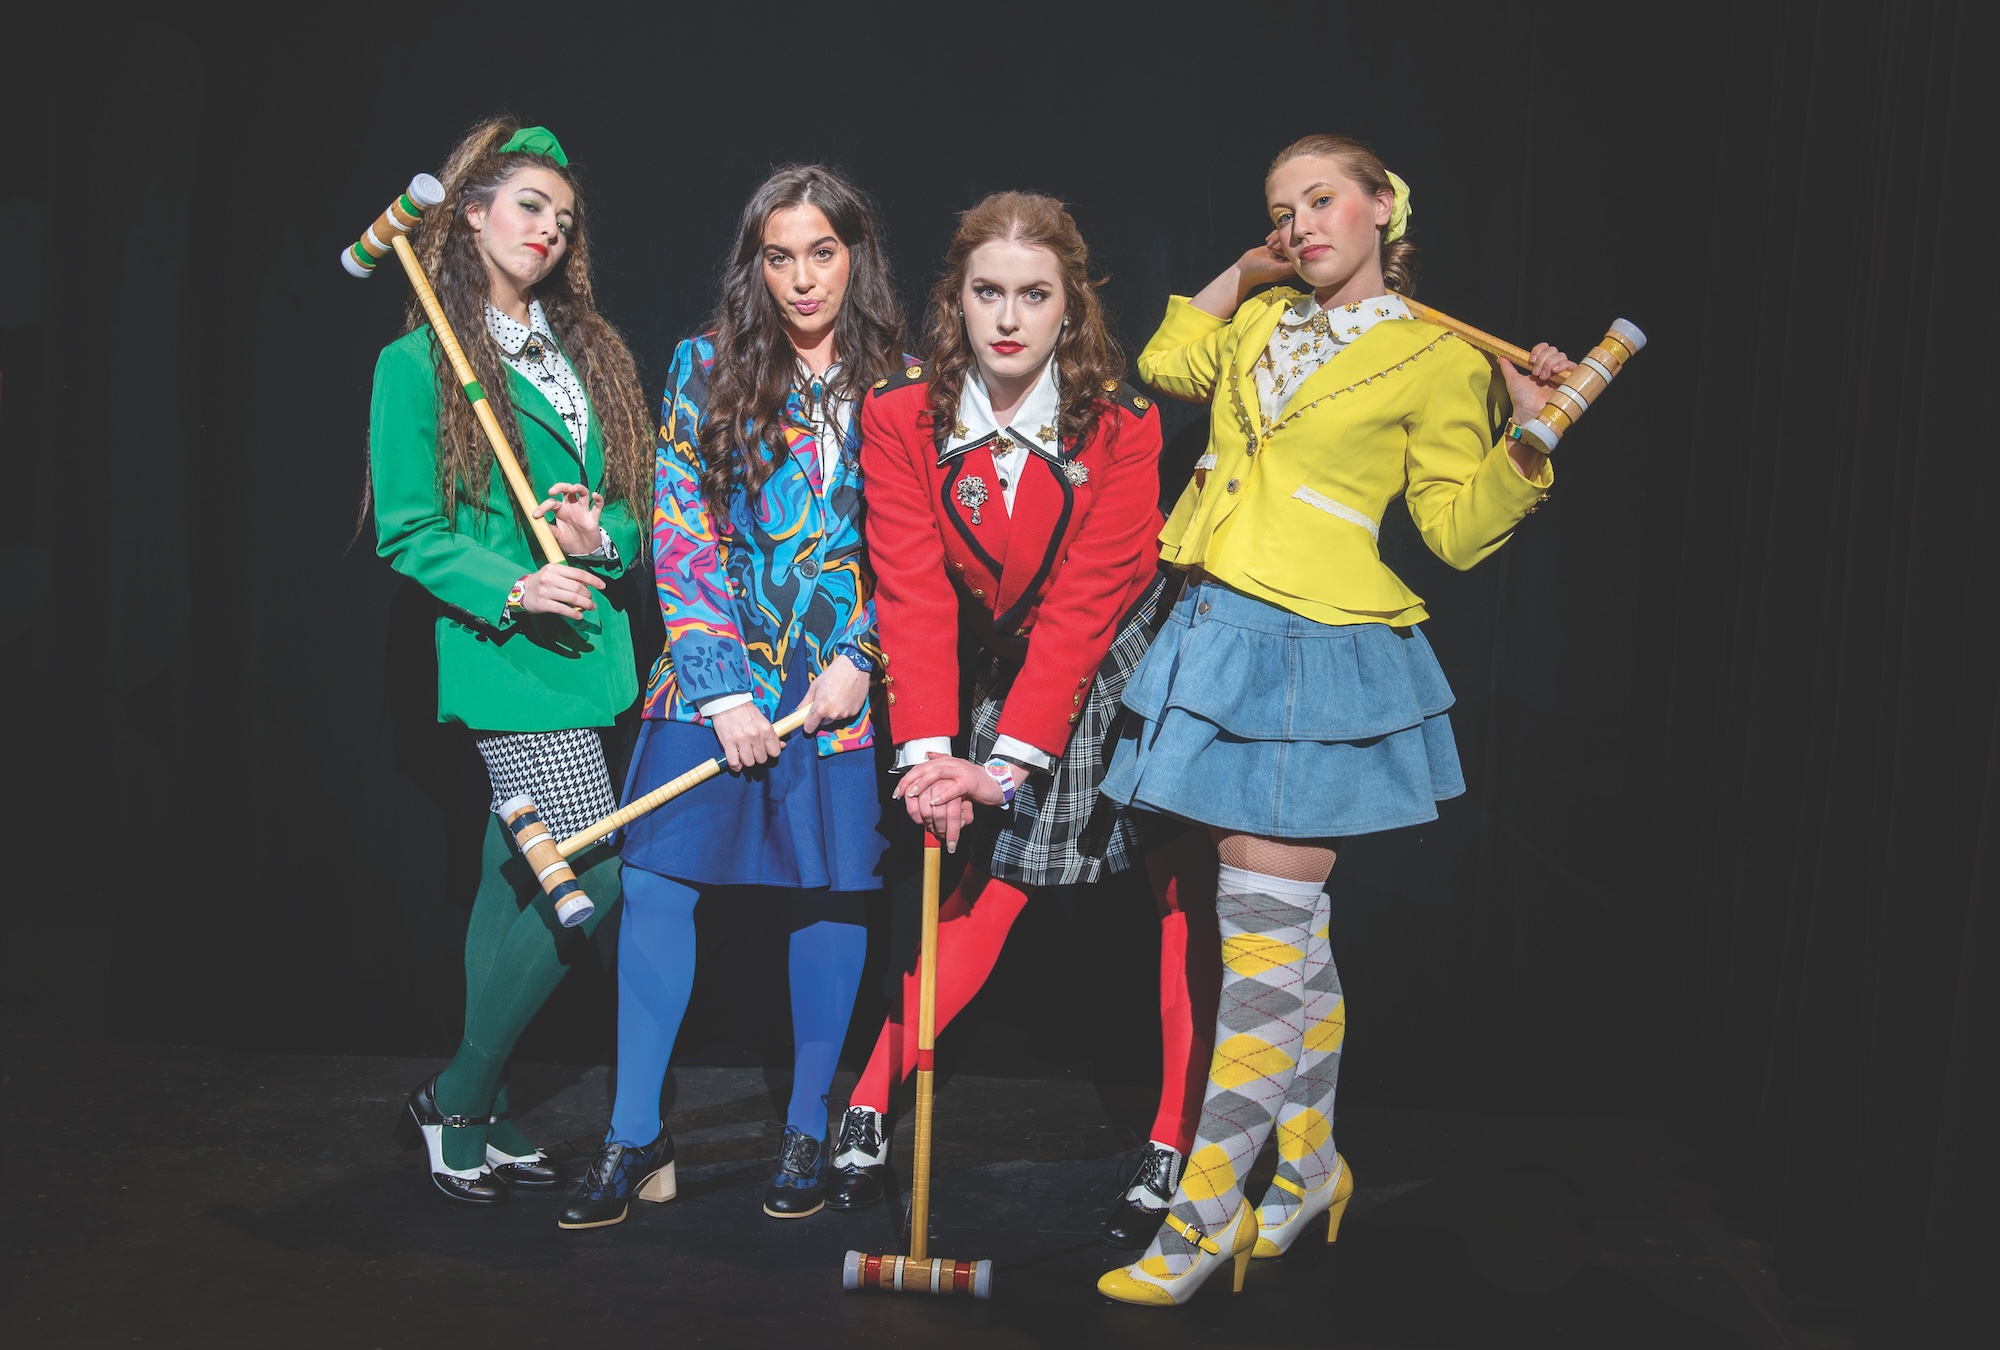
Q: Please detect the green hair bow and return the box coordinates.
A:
[500,126,569,166]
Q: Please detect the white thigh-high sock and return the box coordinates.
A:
[1139,866,1321,1277]
[1261,888,1343,1227]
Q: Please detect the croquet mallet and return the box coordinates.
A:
[497,704,816,929]
[1392,293,1648,455]
[842,834,994,1299]
[340,173,565,565]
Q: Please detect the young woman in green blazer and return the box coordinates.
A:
[368,118,652,1206]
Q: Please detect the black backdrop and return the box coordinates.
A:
[1,3,1991,1344]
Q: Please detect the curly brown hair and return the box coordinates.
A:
[920,192,1124,452]
[401,116,652,525]
[1267,134,1416,296]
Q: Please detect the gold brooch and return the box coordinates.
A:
[1062,460,1089,485]
[953,420,970,438]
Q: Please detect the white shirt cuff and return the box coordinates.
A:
[990,735,1053,771]
[696,692,754,718]
[894,736,953,769]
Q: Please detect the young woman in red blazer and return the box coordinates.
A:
[825,192,1218,1249]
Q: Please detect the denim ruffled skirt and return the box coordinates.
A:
[1099,577,1465,838]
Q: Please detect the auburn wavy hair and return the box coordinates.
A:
[1267,134,1416,296]
[921,192,1124,452]
[389,116,651,527]
[698,164,905,518]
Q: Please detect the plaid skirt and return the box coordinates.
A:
[964,571,1172,887]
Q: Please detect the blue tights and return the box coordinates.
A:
[608,864,868,1147]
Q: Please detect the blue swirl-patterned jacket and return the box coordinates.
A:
[643,334,879,756]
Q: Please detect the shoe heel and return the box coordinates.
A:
[1231,1242,1252,1294]
[1326,1190,1351,1244]
[638,1161,677,1203]
[393,1105,420,1151]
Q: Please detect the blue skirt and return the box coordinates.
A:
[1099,577,1465,838]
[618,661,888,891]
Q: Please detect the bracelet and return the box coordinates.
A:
[981,757,1018,809]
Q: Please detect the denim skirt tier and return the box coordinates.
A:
[1099,576,1466,839]
[618,658,888,891]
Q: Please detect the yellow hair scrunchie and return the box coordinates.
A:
[1386,171,1413,243]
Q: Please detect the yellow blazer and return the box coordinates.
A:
[1139,291,1553,627]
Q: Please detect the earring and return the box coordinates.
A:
[1062,317,1070,328]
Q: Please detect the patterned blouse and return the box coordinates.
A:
[1252,292,1413,432]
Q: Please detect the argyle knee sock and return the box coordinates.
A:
[1261,888,1343,1228]
[1140,867,1320,1278]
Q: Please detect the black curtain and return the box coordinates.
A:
[1627,4,1999,1345]
[0,2,1989,1343]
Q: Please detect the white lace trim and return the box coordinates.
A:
[1290,485,1379,540]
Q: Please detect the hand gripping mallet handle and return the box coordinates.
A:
[341,175,565,566]
[1394,294,1648,454]
[498,705,816,928]
[842,835,994,1299]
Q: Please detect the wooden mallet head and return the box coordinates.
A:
[497,796,594,928]
[341,174,446,278]
[1513,318,1648,455]
[842,1252,993,1300]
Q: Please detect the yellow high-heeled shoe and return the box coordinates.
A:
[1252,1153,1352,1258]
[1096,1200,1257,1307]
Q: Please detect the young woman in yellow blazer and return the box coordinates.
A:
[1095,134,1578,1305]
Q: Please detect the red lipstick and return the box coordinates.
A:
[525,242,549,258]
[990,340,1026,355]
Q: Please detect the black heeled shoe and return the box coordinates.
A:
[763,1126,828,1218]
[1100,1142,1183,1249]
[557,1132,676,1230]
[824,1106,888,1212]
[484,1109,567,1191]
[393,1074,509,1207]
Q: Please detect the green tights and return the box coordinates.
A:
[433,812,619,1170]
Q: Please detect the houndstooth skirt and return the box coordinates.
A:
[965,571,1172,887]
[475,727,620,847]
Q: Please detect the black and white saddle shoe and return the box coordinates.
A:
[762,1126,829,1218]
[1100,1141,1184,1249]
[558,1133,677,1230]
[393,1074,509,1207]
[485,1130,566,1190]
[824,1106,888,1212]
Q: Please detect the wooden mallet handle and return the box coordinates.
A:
[341,174,564,566]
[552,704,817,858]
[1394,293,1537,369]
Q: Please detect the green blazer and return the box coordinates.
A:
[369,325,642,732]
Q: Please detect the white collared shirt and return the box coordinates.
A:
[1253,292,1411,431]
[896,357,1064,774]
[795,358,853,489]
[486,300,591,451]
[942,358,1063,512]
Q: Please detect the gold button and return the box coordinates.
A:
[873,378,888,389]
[1068,712,1079,724]
[1226,478,1240,493]
[1133,396,1150,410]
[1101,379,1118,393]
[887,692,897,705]
[973,588,985,598]
[906,364,923,379]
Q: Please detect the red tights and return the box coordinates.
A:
[848,834,1220,1154]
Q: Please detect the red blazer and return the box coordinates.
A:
[860,363,1164,761]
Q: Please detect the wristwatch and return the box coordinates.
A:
[981,757,1018,810]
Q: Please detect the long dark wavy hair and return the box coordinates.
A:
[921,192,1124,452]
[397,116,651,525]
[698,164,905,517]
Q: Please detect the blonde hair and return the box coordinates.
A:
[1267,134,1415,295]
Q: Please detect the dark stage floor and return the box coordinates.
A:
[1,1037,1852,1349]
